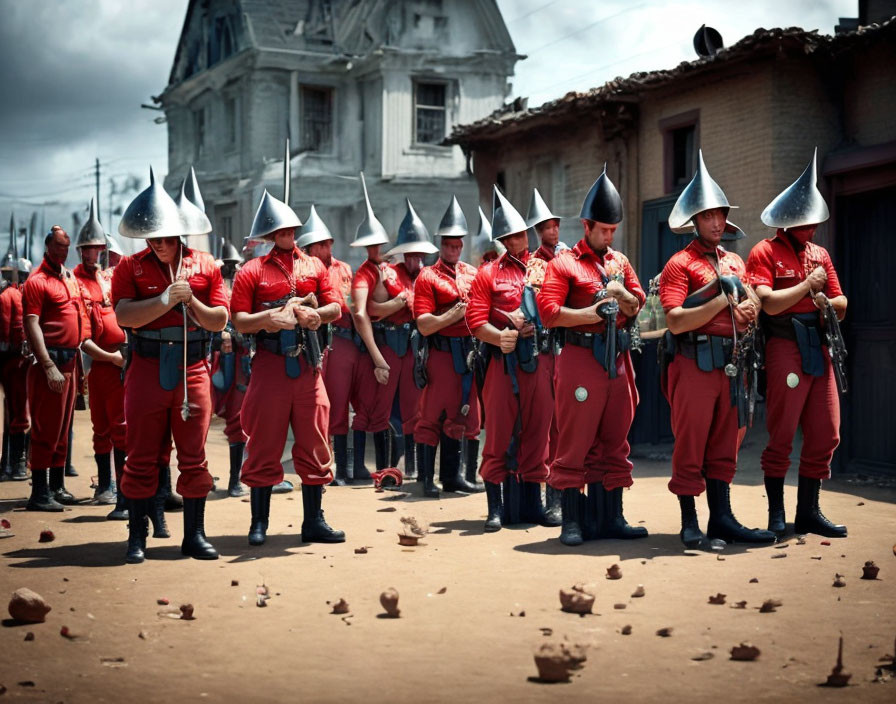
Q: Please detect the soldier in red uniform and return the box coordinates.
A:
[538,168,648,545]
[298,206,359,486]
[22,226,91,510]
[413,196,483,498]
[113,171,229,562]
[232,190,344,547]
[747,150,847,538]
[0,239,29,482]
[73,199,127,511]
[466,188,556,531]
[660,151,776,548]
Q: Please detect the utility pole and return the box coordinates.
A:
[95,157,101,219]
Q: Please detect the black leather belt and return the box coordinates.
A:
[46,347,79,366]
[566,330,602,348]
[429,332,467,352]
[133,327,208,343]
[133,337,207,364]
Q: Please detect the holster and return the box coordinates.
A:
[515,335,538,373]
[657,329,677,376]
[412,329,428,389]
[791,316,825,377]
[379,322,412,358]
[676,333,732,372]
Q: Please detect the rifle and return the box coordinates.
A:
[817,294,848,394]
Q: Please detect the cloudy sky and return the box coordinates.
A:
[0,0,856,259]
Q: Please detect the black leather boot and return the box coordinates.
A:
[678,495,707,549]
[26,469,64,512]
[107,448,129,520]
[227,442,246,497]
[330,434,348,486]
[300,484,345,543]
[389,424,404,468]
[419,443,440,498]
[503,475,523,525]
[601,486,648,539]
[373,430,389,471]
[794,476,847,538]
[64,424,77,476]
[125,497,149,564]
[181,497,219,559]
[521,481,558,526]
[764,475,787,537]
[351,430,372,483]
[583,483,602,540]
[706,478,776,544]
[149,464,170,539]
[92,452,115,504]
[484,481,503,532]
[9,432,28,481]
[560,488,584,546]
[544,485,562,526]
[402,433,416,479]
[248,486,272,546]
[49,466,78,505]
[160,464,183,510]
[463,438,482,486]
[440,433,482,493]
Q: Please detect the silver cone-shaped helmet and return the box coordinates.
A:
[527,188,562,228]
[386,199,438,257]
[106,233,124,256]
[668,150,743,239]
[119,167,185,239]
[350,172,389,247]
[471,206,492,264]
[491,186,528,240]
[248,189,301,242]
[183,166,205,213]
[296,205,334,249]
[436,196,468,238]
[2,214,17,271]
[76,198,107,248]
[579,165,623,224]
[176,179,213,253]
[17,258,32,274]
[761,148,829,229]
[220,240,243,265]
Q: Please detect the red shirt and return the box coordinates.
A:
[659,239,747,337]
[538,240,645,334]
[23,259,90,348]
[74,263,126,351]
[533,243,555,262]
[230,246,340,316]
[0,283,24,349]
[112,246,229,331]
[466,250,533,332]
[324,257,353,329]
[746,231,843,314]
[383,262,416,325]
[413,258,477,337]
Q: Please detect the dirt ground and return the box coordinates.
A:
[0,410,894,703]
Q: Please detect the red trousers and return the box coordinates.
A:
[241,349,332,487]
[121,353,214,500]
[212,353,248,445]
[549,345,636,490]
[26,357,76,469]
[323,335,363,435]
[415,348,480,446]
[665,355,739,496]
[761,337,839,480]
[381,346,420,434]
[543,353,558,468]
[1,353,30,433]
[87,360,126,454]
[480,351,552,484]
[351,353,387,433]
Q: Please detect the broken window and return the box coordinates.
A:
[659,110,700,194]
[415,81,447,145]
[194,107,207,160]
[301,86,333,152]
[208,15,236,67]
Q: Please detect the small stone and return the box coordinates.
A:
[731,601,748,609]
[60,625,75,639]
[354,547,368,554]
[138,631,149,640]
[437,587,447,594]
[231,580,239,587]
[631,585,645,598]
[796,536,807,545]
[861,561,880,580]
[380,588,400,618]
[331,598,350,615]
[716,555,725,561]
[621,625,632,635]
[730,643,761,661]
[606,564,622,580]
[821,540,831,546]
[24,632,34,641]
[533,641,587,682]
[156,598,169,606]
[771,552,787,559]
[256,595,267,607]
[708,593,726,605]
[377,507,397,512]
[692,651,714,661]
[179,604,195,620]
[38,530,55,543]
[856,501,864,506]
[811,555,823,560]
[832,574,846,588]
[8,588,51,623]
[559,585,595,614]
[758,599,782,613]
[613,603,626,610]
[656,627,673,637]
[749,578,759,583]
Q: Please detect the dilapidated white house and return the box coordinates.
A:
[158,0,521,263]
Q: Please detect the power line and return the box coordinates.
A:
[523,2,648,56]
[505,0,562,25]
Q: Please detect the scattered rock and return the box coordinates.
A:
[179,604,194,620]
[156,598,169,606]
[380,588,400,618]
[774,543,788,549]
[861,561,880,580]
[708,593,726,605]
[749,578,759,583]
[716,555,725,561]
[606,564,622,580]
[730,643,760,661]
[832,574,846,588]
[256,595,268,607]
[692,652,714,661]
[877,636,896,672]
[8,588,51,623]
[377,507,397,512]
[613,603,626,610]
[331,599,350,615]
[100,657,126,668]
[400,515,427,537]
[24,632,34,641]
[59,625,81,640]
[559,584,595,614]
[731,601,748,610]
[231,580,239,587]
[811,555,823,560]
[397,534,419,546]
[38,530,55,543]
[532,642,587,683]
[17,681,35,687]
[822,636,851,687]
[771,552,787,559]
[376,529,384,533]
[437,587,447,594]
[354,547,368,554]
[631,585,645,598]
[621,625,632,635]
[820,540,831,546]
[509,609,526,617]
[540,627,553,636]
[758,599,782,613]
[138,631,149,640]
[656,627,673,637]
[796,536,807,545]
[856,501,864,506]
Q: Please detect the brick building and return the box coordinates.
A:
[448,16,896,475]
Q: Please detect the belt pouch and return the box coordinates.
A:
[159,342,181,391]
[696,335,713,372]
[280,330,302,379]
[449,337,468,375]
[710,335,725,369]
[792,318,825,377]
[516,335,538,373]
